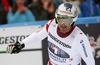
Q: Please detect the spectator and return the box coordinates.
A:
[7,0,36,24]
[41,0,57,19]
[80,0,92,17]
[0,0,9,25]
[79,0,100,17]
[92,0,100,16]
[28,0,45,20]
[28,0,57,21]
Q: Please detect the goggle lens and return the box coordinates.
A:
[57,15,73,25]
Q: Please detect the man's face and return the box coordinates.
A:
[57,14,73,33]
[58,23,71,33]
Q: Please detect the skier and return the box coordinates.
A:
[6,2,95,65]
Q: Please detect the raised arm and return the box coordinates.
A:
[6,19,53,54]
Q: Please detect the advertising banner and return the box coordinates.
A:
[0,25,43,65]
[0,25,42,50]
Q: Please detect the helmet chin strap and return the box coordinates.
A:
[55,18,58,24]
[71,22,75,27]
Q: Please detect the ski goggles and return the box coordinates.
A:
[57,14,73,26]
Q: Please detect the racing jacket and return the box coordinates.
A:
[22,19,95,65]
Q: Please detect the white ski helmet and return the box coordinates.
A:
[55,2,78,26]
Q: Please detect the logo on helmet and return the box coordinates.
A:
[59,10,72,14]
[64,3,72,12]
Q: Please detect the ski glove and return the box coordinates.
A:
[6,41,25,54]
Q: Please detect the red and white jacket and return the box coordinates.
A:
[22,19,95,65]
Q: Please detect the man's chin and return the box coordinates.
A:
[60,30,67,34]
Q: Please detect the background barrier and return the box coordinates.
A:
[0,16,100,28]
[0,25,43,65]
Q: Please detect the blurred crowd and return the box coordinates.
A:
[0,0,100,25]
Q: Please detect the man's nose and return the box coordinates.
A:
[62,24,66,26]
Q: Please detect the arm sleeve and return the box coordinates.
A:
[77,34,95,65]
[22,20,52,47]
[7,11,20,23]
[25,10,36,21]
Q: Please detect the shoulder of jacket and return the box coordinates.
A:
[46,19,55,32]
[75,26,88,40]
